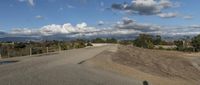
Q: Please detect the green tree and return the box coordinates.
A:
[174,40,184,51]
[92,38,105,43]
[119,40,133,45]
[86,42,93,46]
[14,43,26,49]
[106,38,117,43]
[153,35,162,45]
[134,34,154,49]
[191,34,200,51]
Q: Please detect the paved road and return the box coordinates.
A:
[0,45,141,85]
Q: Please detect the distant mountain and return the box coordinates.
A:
[0,31,7,35]
[0,37,41,42]
[0,33,195,42]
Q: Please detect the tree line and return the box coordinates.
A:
[1,35,200,58]
[132,34,200,52]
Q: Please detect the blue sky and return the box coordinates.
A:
[0,0,200,39]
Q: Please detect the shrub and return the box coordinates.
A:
[134,34,155,49]
[87,42,93,46]
[191,34,200,52]
[92,38,105,43]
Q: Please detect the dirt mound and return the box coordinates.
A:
[112,45,200,82]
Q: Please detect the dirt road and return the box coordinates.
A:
[0,45,141,85]
[2,44,198,85]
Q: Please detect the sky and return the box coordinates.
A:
[0,0,200,39]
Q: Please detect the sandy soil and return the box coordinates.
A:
[83,45,200,85]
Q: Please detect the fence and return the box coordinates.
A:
[0,41,87,59]
[0,46,61,58]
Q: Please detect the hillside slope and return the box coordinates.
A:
[83,45,200,85]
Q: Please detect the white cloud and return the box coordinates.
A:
[35,15,44,20]
[40,24,67,35]
[11,28,38,36]
[98,21,104,26]
[111,0,179,17]
[28,0,34,6]
[131,0,161,14]
[157,12,178,18]
[115,17,160,32]
[7,19,200,39]
[159,0,173,8]
[76,23,87,28]
[11,22,99,36]
[183,15,193,20]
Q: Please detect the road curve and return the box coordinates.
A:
[0,45,141,85]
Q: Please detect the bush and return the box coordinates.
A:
[87,42,93,46]
[153,35,162,45]
[119,40,133,45]
[134,34,155,49]
[32,48,43,54]
[106,38,117,43]
[158,46,164,50]
[191,34,200,52]
[14,43,26,49]
[92,38,105,43]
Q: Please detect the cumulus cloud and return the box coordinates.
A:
[7,19,200,39]
[98,21,105,26]
[157,12,178,18]
[11,22,99,36]
[7,20,147,39]
[115,17,160,32]
[159,0,173,8]
[111,0,178,17]
[112,18,200,37]
[11,28,35,35]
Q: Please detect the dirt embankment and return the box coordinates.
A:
[112,45,200,84]
[83,45,200,85]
